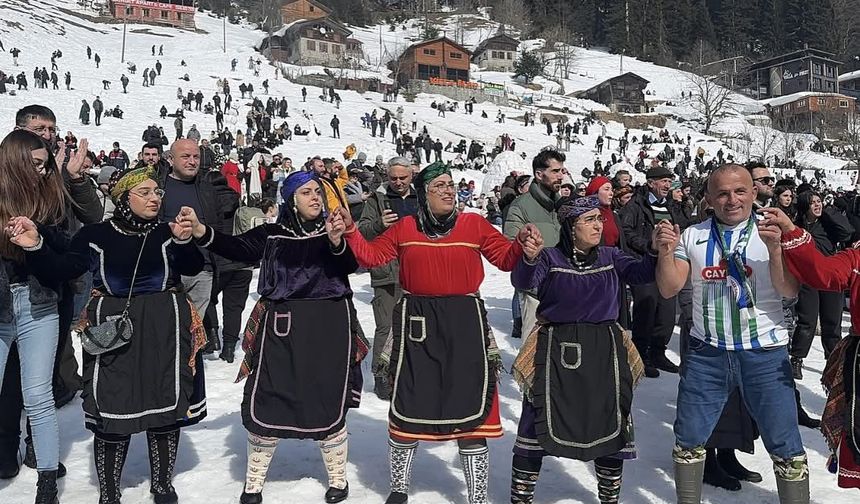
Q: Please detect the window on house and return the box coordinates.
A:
[161,10,169,19]
[177,13,182,20]
[798,100,806,107]
[142,8,150,16]
[507,52,513,60]
[319,42,328,53]
[310,5,315,11]
[813,63,822,75]
[813,78,821,90]
[423,48,436,56]
[826,81,835,90]
[125,7,133,15]
[840,100,850,108]
[306,40,316,51]
[818,97,826,105]
[450,52,462,59]
[826,66,835,77]
[333,45,341,54]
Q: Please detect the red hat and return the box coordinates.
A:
[585,176,611,196]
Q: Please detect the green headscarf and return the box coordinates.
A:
[414,161,457,239]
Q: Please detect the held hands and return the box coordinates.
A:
[517,223,544,261]
[5,217,40,249]
[326,207,352,247]
[169,208,194,241]
[175,206,206,239]
[653,220,680,255]
[756,208,795,234]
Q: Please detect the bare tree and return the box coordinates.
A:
[740,119,780,163]
[687,73,732,135]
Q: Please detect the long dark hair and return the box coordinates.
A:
[0,130,67,261]
[794,190,820,229]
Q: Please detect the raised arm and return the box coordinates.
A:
[196,224,270,264]
[761,207,856,293]
[655,223,690,298]
[478,216,524,271]
[343,218,399,269]
[612,247,657,286]
[511,250,549,291]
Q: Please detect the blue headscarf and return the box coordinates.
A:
[278,171,326,236]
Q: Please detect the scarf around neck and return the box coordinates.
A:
[710,216,756,309]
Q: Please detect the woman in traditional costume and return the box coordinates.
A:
[8,165,207,504]
[184,171,366,504]
[760,206,860,490]
[509,195,657,504]
[328,161,540,504]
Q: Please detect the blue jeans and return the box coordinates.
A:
[674,338,804,460]
[0,284,60,470]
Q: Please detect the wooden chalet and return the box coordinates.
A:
[280,0,331,25]
[391,37,471,86]
[473,33,519,72]
[748,47,842,99]
[573,72,649,113]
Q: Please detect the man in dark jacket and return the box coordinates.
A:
[107,142,130,170]
[92,96,104,126]
[199,138,216,173]
[357,156,419,400]
[1,105,104,479]
[158,139,239,322]
[620,165,689,377]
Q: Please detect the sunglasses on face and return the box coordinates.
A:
[753,176,775,185]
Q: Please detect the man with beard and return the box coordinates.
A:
[503,149,564,338]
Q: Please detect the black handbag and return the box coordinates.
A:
[80,233,147,356]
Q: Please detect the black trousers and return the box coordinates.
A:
[206,269,253,349]
[790,285,844,359]
[0,288,80,463]
[630,282,675,360]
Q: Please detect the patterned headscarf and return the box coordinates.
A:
[414,161,457,239]
[278,171,325,237]
[107,166,159,234]
[557,195,601,221]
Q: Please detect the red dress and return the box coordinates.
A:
[345,213,522,441]
[221,160,241,194]
[781,227,860,490]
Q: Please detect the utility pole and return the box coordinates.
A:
[121,8,127,63]
[620,50,624,75]
[222,7,227,54]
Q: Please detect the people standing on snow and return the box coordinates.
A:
[64,71,71,90]
[330,115,340,139]
[120,74,129,93]
[94,53,100,68]
[7,166,207,504]
[333,162,541,504]
[79,100,90,125]
[92,97,104,126]
[11,47,20,65]
[183,171,366,504]
[510,194,658,504]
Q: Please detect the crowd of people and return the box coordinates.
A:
[1,39,860,504]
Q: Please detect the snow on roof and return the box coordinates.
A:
[838,69,860,82]
[760,91,851,108]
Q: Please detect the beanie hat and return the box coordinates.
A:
[585,176,611,196]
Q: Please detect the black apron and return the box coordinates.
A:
[532,322,633,461]
[82,291,203,436]
[242,297,357,440]
[389,295,495,436]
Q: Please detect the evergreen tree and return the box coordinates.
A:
[513,51,546,83]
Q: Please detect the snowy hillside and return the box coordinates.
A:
[0,2,855,503]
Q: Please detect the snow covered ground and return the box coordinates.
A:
[0,2,856,503]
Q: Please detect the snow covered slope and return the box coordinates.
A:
[0,2,854,503]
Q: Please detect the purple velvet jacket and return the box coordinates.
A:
[199,224,357,301]
[511,246,656,324]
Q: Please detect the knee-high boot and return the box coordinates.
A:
[241,434,278,504]
[94,435,130,504]
[385,438,417,504]
[510,454,542,504]
[673,445,706,504]
[459,442,489,504]
[319,428,349,503]
[595,457,623,504]
[774,454,810,504]
[146,430,180,504]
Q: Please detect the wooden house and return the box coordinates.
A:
[748,47,842,99]
[280,0,330,25]
[259,17,358,67]
[473,33,519,72]
[573,73,649,113]
[109,0,195,29]
[391,37,471,86]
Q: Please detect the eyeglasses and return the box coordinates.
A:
[130,188,165,200]
[428,182,456,194]
[576,214,606,225]
[753,176,775,185]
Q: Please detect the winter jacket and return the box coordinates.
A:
[357,184,418,287]
[619,186,689,258]
[503,183,561,248]
[797,207,854,256]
